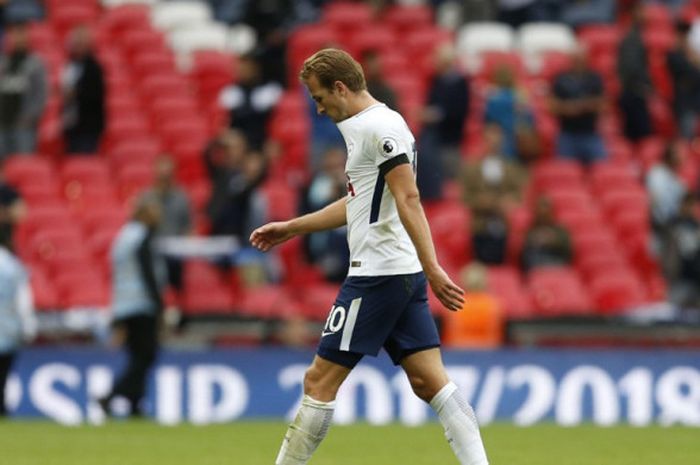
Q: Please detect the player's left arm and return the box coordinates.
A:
[385,163,465,311]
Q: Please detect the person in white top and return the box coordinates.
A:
[251,48,488,465]
[0,236,36,417]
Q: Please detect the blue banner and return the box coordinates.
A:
[4,348,700,426]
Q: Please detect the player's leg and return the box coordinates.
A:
[275,354,353,465]
[386,273,488,465]
[0,352,15,416]
[401,348,489,465]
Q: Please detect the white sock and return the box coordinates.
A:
[430,382,489,465]
[275,395,336,465]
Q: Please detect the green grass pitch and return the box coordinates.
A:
[0,421,697,465]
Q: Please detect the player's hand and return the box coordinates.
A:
[249,221,295,252]
[426,267,465,312]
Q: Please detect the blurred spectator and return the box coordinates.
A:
[561,0,615,27]
[300,147,349,282]
[483,65,539,163]
[471,192,509,265]
[0,1,5,42]
[205,129,268,242]
[496,0,540,28]
[419,44,470,199]
[668,192,700,311]
[461,125,528,212]
[308,92,345,171]
[647,144,687,232]
[100,197,166,418]
[442,261,503,348]
[520,196,572,272]
[550,46,606,165]
[667,20,700,141]
[61,26,106,154]
[0,158,25,246]
[690,16,700,57]
[0,21,47,158]
[242,0,311,87]
[617,4,653,143]
[140,155,192,296]
[218,52,283,149]
[361,50,397,111]
[0,232,36,417]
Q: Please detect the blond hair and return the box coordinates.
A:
[300,48,367,92]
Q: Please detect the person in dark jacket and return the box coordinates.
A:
[61,26,105,154]
[617,4,653,143]
[99,197,165,418]
[205,129,268,241]
[667,20,700,140]
[418,44,470,200]
[0,21,47,158]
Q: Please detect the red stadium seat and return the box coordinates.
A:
[182,261,236,315]
[527,266,592,316]
[139,74,191,104]
[287,25,339,87]
[476,51,526,80]
[589,271,647,314]
[49,4,99,37]
[28,23,59,52]
[16,206,74,254]
[29,228,87,266]
[571,229,619,258]
[599,189,648,220]
[558,209,605,233]
[382,5,433,33]
[121,28,168,58]
[537,51,572,81]
[642,3,673,32]
[4,156,56,187]
[547,188,596,217]
[104,117,151,150]
[159,119,209,152]
[237,285,293,319]
[487,266,534,318]
[575,249,629,282]
[61,158,112,197]
[149,97,200,127]
[55,272,110,308]
[296,282,338,321]
[589,162,640,195]
[66,185,121,216]
[577,25,621,58]
[427,201,471,269]
[131,51,178,78]
[261,182,298,221]
[107,139,161,167]
[322,2,374,32]
[117,163,155,201]
[30,268,61,310]
[346,27,396,56]
[102,5,151,37]
[532,160,585,192]
[17,180,63,207]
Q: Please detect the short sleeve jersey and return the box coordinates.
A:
[336,103,422,277]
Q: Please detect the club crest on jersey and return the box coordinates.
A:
[380,137,398,157]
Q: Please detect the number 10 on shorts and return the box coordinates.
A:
[322,297,362,351]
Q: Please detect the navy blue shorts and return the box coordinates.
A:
[317,272,440,368]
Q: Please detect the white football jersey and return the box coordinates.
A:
[336,103,422,277]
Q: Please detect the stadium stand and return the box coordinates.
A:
[1,0,698,348]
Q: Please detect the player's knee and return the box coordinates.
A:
[408,374,440,403]
[303,366,337,401]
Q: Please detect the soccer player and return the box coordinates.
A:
[250,48,489,465]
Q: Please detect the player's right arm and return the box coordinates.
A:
[249,197,347,252]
